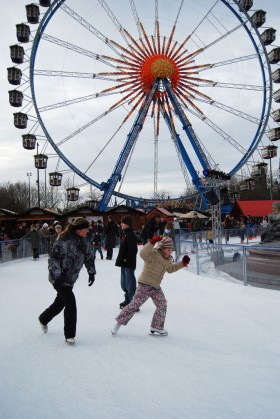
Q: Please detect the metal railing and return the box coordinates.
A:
[0,237,51,263]
[2,230,279,290]
[174,229,280,290]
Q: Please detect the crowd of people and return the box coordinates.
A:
[179,213,272,244]
[0,211,276,262]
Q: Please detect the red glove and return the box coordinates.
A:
[182,255,190,266]
[150,235,162,245]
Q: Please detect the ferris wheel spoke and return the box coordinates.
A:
[184,105,247,155]
[129,0,141,38]
[84,124,124,175]
[97,0,131,47]
[195,97,260,124]
[39,91,120,113]
[154,0,158,37]
[60,3,127,61]
[56,99,130,147]
[201,81,263,91]
[187,0,219,40]
[34,69,124,82]
[190,22,244,63]
[41,34,119,69]
[200,54,258,72]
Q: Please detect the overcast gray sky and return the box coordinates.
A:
[1,0,280,202]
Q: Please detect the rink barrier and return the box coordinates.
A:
[174,230,280,290]
[0,236,51,263]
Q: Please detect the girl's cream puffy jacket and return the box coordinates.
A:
[138,242,184,289]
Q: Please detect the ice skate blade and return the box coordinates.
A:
[150,331,168,336]
[65,338,75,345]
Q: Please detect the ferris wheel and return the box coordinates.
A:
[8,0,280,210]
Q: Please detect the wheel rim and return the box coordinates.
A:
[27,0,272,206]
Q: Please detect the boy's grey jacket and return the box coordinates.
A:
[48,233,96,287]
[138,242,184,289]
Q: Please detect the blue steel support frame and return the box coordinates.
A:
[162,78,210,171]
[98,79,160,210]
[160,103,208,208]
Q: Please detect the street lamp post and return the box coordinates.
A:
[36,142,40,208]
[27,172,32,208]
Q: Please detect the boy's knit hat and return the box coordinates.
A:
[158,237,173,249]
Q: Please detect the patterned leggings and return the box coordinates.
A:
[116,283,167,329]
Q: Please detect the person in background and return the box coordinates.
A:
[190,212,202,251]
[163,220,175,240]
[0,231,3,259]
[49,223,63,252]
[48,223,56,237]
[103,215,119,260]
[246,216,254,241]
[260,202,280,243]
[223,214,231,243]
[141,214,164,244]
[38,217,96,345]
[91,220,104,260]
[86,221,94,250]
[240,224,246,244]
[39,223,50,254]
[260,216,268,229]
[9,225,22,259]
[111,236,190,337]
[158,215,167,236]
[22,223,41,260]
[115,215,138,309]
[207,227,214,244]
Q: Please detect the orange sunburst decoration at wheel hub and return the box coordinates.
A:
[98,19,212,122]
[141,55,179,95]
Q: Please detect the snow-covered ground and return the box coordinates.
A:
[1,246,280,419]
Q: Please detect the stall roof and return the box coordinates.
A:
[232,200,279,217]
[173,211,208,219]
[16,207,60,221]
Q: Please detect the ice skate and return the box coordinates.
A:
[38,319,48,334]
[111,323,121,336]
[150,327,168,336]
[65,338,75,345]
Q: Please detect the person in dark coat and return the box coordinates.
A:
[22,223,41,260]
[90,220,104,260]
[223,214,231,243]
[103,215,119,260]
[38,217,96,345]
[141,214,165,244]
[9,226,22,259]
[190,213,202,251]
[115,216,138,309]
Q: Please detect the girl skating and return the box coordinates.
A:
[111,236,190,336]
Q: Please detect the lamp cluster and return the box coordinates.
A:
[202,169,231,180]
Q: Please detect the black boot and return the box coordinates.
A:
[119,300,129,309]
